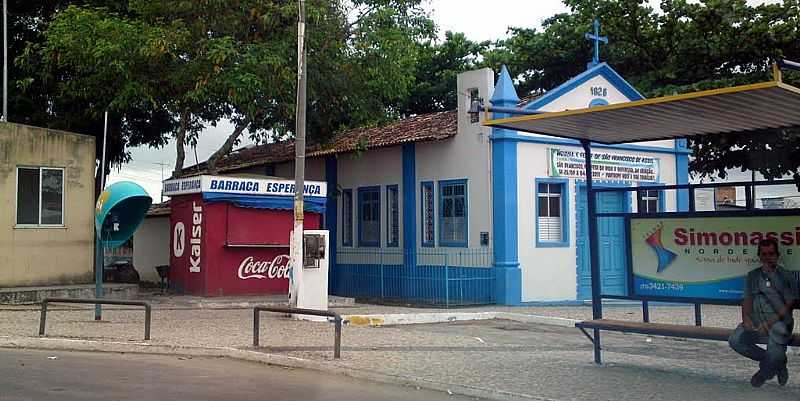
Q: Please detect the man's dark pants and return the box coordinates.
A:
[729,322,791,379]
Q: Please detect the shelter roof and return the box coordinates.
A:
[185,110,457,175]
[484,81,800,144]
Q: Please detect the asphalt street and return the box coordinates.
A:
[0,348,480,401]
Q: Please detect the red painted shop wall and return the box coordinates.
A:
[202,203,321,296]
[168,194,206,295]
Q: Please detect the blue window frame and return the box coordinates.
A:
[439,179,468,247]
[421,181,435,247]
[535,178,570,248]
[358,186,381,247]
[342,189,353,246]
[386,185,399,247]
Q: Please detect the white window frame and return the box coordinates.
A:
[15,166,66,228]
[640,189,660,213]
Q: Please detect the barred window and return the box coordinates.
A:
[342,189,353,246]
[422,182,434,246]
[386,185,399,247]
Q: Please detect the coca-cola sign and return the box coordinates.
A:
[237,255,291,280]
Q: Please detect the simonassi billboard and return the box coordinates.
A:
[629,215,800,302]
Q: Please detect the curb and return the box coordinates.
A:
[342,311,580,328]
[0,335,553,401]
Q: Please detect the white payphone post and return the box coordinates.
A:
[289,230,330,321]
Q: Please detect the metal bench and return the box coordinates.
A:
[576,319,800,347]
[579,272,800,348]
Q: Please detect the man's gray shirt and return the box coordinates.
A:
[744,266,797,338]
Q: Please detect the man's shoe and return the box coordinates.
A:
[751,370,767,388]
[778,365,789,386]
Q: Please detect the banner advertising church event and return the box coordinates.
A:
[629,215,800,301]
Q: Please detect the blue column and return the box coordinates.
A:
[675,139,690,211]
[492,135,521,305]
[402,143,416,268]
[490,65,522,305]
[325,156,338,291]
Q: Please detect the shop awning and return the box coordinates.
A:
[203,192,327,213]
[483,81,800,144]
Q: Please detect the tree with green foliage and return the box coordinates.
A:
[19,0,434,179]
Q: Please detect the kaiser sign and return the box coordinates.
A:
[630,215,800,301]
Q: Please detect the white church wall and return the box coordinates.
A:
[415,68,494,259]
[517,142,678,302]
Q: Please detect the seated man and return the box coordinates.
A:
[729,238,797,387]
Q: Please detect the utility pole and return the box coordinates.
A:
[290,0,307,307]
[153,162,169,202]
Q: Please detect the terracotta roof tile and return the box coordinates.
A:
[185,110,457,175]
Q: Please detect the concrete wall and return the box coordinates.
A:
[516,142,677,301]
[133,216,170,283]
[0,123,95,287]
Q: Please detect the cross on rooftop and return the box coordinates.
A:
[585,19,608,69]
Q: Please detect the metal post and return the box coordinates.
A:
[39,300,47,336]
[290,0,307,308]
[380,251,384,300]
[444,254,450,308]
[642,300,650,323]
[95,111,109,320]
[2,0,7,122]
[694,304,702,326]
[582,140,602,364]
[253,309,260,347]
[688,187,696,212]
[334,316,342,359]
[144,304,151,340]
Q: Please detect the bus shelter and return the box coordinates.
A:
[484,66,800,364]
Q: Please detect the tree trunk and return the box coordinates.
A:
[207,121,249,174]
[172,111,190,178]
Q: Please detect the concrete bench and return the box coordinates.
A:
[576,319,800,347]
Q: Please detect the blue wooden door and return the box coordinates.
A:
[576,185,628,300]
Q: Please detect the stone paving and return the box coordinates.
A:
[1,301,799,401]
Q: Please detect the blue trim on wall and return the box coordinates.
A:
[487,133,690,155]
[357,186,381,247]
[675,139,690,211]
[325,156,338,289]
[402,144,416,264]
[341,188,353,247]
[523,63,645,111]
[438,179,469,248]
[420,181,435,247]
[534,178,570,248]
[386,184,399,247]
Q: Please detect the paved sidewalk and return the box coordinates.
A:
[1,300,799,401]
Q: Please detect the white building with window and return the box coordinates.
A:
[178,61,688,305]
[0,123,96,287]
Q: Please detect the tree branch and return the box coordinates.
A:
[206,120,250,174]
[172,110,190,178]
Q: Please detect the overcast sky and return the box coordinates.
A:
[108,0,785,200]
